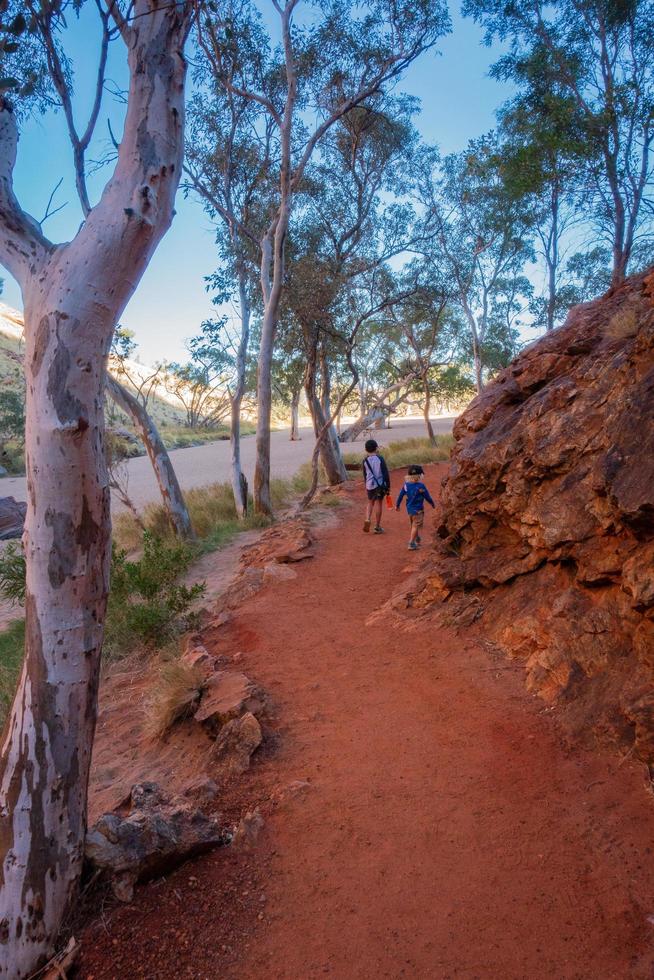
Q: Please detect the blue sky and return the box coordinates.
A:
[1,5,512,364]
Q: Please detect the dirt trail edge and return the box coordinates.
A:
[81,464,654,980]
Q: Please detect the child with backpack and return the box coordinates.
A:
[362,438,391,534]
[396,464,435,550]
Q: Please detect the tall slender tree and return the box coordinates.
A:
[0,3,192,973]
[417,138,533,392]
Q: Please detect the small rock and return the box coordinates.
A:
[194,671,261,734]
[232,808,265,849]
[181,643,215,674]
[263,562,298,583]
[209,712,262,775]
[111,871,136,904]
[232,651,245,663]
[271,779,312,806]
[182,777,220,803]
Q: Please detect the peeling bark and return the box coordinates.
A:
[0,3,191,974]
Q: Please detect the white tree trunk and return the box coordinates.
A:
[289,389,301,441]
[0,4,190,974]
[106,376,194,539]
[230,274,250,520]
[253,301,277,515]
[339,408,387,443]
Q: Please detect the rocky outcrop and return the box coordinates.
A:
[0,496,26,539]
[412,268,654,760]
[85,782,229,902]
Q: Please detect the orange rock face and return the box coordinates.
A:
[418,268,654,759]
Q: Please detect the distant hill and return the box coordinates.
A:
[0,303,189,430]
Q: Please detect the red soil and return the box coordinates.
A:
[80,464,654,979]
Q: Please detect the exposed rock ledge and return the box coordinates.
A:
[410,267,654,762]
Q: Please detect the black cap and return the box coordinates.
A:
[407,464,424,475]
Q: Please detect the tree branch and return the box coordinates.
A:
[0,100,52,284]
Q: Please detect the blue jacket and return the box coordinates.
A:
[396,480,435,515]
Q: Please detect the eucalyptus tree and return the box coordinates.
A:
[417,137,533,393]
[498,85,593,331]
[465,0,654,286]
[165,318,233,429]
[184,77,271,517]
[288,98,420,477]
[108,329,194,538]
[300,262,423,503]
[391,285,459,442]
[0,2,192,973]
[195,0,450,515]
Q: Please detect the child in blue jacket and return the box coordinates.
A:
[396,464,435,550]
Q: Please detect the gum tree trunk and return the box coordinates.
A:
[423,379,435,444]
[0,4,190,974]
[289,389,301,441]
[105,375,194,539]
[229,271,250,519]
[304,344,347,485]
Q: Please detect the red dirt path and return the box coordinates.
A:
[80,464,654,979]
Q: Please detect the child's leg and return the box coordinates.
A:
[363,494,373,531]
[409,517,419,543]
[373,497,383,528]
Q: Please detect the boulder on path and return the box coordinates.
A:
[209,711,262,775]
[0,496,26,540]
[193,670,263,734]
[85,782,227,902]
[413,267,654,760]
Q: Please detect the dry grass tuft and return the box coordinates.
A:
[145,657,206,740]
[342,434,453,472]
[113,477,296,553]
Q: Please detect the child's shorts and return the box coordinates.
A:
[410,510,425,528]
[367,487,387,501]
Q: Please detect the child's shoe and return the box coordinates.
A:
[373,525,384,534]
[416,534,422,544]
[408,541,418,550]
[363,519,371,533]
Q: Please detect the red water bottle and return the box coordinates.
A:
[385,493,393,510]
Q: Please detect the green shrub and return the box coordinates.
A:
[105,532,206,656]
[0,541,25,605]
[0,441,25,475]
[0,533,207,663]
[0,618,25,726]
